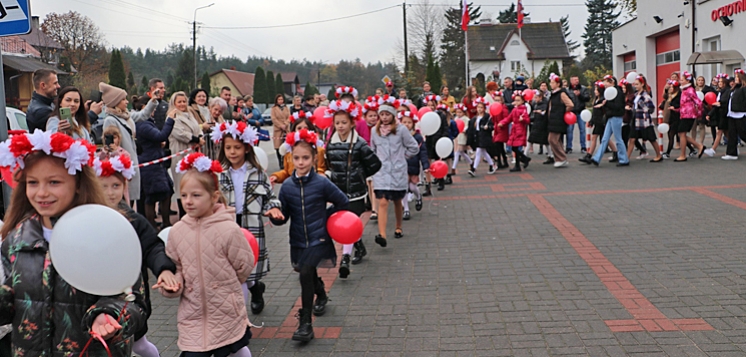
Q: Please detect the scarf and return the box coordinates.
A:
[105,107,135,137]
[379,124,392,136]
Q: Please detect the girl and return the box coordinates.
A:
[269,117,327,184]
[0,132,146,357]
[693,75,713,145]
[676,71,707,161]
[628,75,662,162]
[94,153,179,357]
[490,95,510,170]
[498,91,531,171]
[358,97,380,219]
[528,82,550,160]
[620,79,648,160]
[213,121,283,315]
[100,82,141,202]
[462,86,478,118]
[370,101,419,247]
[546,73,574,168]
[467,97,497,176]
[271,94,291,169]
[589,75,629,167]
[325,100,382,274]
[451,104,473,173]
[46,86,92,141]
[661,81,682,159]
[724,69,746,160]
[169,91,205,217]
[424,97,447,192]
[443,105,459,179]
[159,152,256,357]
[581,82,610,164]
[704,74,731,157]
[399,111,428,220]
[270,130,349,342]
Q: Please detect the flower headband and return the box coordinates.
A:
[619,79,629,86]
[397,111,419,122]
[472,96,488,107]
[325,100,361,119]
[453,103,467,112]
[549,73,561,83]
[716,73,730,80]
[512,90,527,100]
[210,121,259,145]
[290,111,312,123]
[603,75,614,82]
[735,69,745,75]
[423,94,441,104]
[282,128,323,153]
[335,86,358,98]
[436,104,448,111]
[0,130,96,176]
[594,81,605,89]
[376,94,401,109]
[176,152,223,174]
[362,96,381,114]
[94,153,136,180]
[667,80,680,87]
[681,71,693,81]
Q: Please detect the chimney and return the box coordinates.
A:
[230,66,236,70]
[31,16,39,30]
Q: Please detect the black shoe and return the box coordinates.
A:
[543,157,555,165]
[403,210,411,220]
[699,146,706,159]
[437,179,445,191]
[609,152,619,163]
[445,175,453,185]
[351,241,366,265]
[370,211,377,220]
[313,277,328,316]
[422,183,432,196]
[415,198,423,211]
[488,165,497,174]
[538,147,544,155]
[616,162,629,167]
[394,229,403,239]
[509,164,521,172]
[248,281,266,314]
[292,309,314,342]
[467,168,475,177]
[565,148,573,154]
[581,148,587,154]
[497,163,509,170]
[338,254,350,279]
[578,154,591,164]
[375,234,387,247]
[590,159,599,166]
[521,156,531,168]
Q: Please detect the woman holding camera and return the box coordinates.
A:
[46,86,93,141]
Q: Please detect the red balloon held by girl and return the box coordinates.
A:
[429,160,448,179]
[564,112,577,125]
[241,228,259,266]
[327,211,363,245]
[704,92,717,105]
[523,90,535,102]
[417,107,432,118]
[408,103,417,114]
[314,115,332,129]
[489,103,503,117]
[456,120,465,133]
[313,106,327,123]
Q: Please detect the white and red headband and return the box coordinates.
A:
[423,94,441,104]
[210,121,259,145]
[549,73,561,84]
[290,111,312,123]
[453,103,467,113]
[472,96,488,107]
[281,128,324,154]
[0,130,96,176]
[397,111,419,122]
[325,100,361,120]
[376,94,401,108]
[176,152,223,175]
[335,86,358,98]
[681,71,693,81]
[94,153,135,180]
[436,104,448,111]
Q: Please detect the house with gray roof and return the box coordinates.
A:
[467,19,574,84]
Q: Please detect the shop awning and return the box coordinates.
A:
[2,55,64,74]
[687,50,745,65]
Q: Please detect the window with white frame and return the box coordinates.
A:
[511,61,521,71]
[624,60,636,72]
[656,50,680,65]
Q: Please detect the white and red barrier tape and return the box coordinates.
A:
[138,148,193,168]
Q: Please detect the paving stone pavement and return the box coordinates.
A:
[147,138,746,356]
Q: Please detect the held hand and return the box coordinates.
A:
[90,101,104,115]
[269,176,277,184]
[91,314,121,340]
[202,123,212,131]
[264,208,284,220]
[713,102,721,107]
[706,116,710,121]
[625,106,632,111]
[199,137,206,147]
[497,123,503,127]
[153,271,180,292]
[58,119,72,132]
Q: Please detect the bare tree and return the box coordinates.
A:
[616,0,636,16]
[41,11,106,74]
[408,0,445,63]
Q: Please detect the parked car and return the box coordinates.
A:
[262,108,272,126]
[6,107,28,132]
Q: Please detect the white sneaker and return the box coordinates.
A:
[511,158,516,164]
[722,155,738,160]
[662,153,670,160]
[636,153,649,160]
[704,148,716,157]
[553,160,569,168]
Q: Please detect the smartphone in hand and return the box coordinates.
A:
[104,134,115,147]
[60,107,72,125]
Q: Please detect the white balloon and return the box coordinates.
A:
[626,72,638,84]
[50,205,141,296]
[435,137,454,158]
[525,104,531,114]
[158,227,171,246]
[604,87,618,101]
[278,144,288,157]
[696,91,705,101]
[253,146,269,171]
[657,123,670,134]
[580,109,592,122]
[420,112,441,136]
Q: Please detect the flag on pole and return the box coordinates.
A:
[517,0,524,29]
[461,0,469,31]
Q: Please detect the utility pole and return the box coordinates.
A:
[691,0,697,76]
[403,2,409,75]
[193,3,215,88]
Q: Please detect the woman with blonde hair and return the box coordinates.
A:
[168,91,204,216]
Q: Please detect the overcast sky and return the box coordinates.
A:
[32,0,603,65]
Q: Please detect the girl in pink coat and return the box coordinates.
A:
[498,91,532,172]
[158,152,261,357]
[490,95,510,169]
[676,71,707,161]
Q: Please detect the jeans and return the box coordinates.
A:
[592,116,629,164]
[567,118,586,150]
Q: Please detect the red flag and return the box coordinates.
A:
[461,0,469,31]
[517,0,524,29]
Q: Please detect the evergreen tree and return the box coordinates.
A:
[560,15,580,55]
[141,75,148,91]
[440,2,481,94]
[266,70,276,101]
[304,81,319,96]
[126,71,135,88]
[581,0,619,70]
[200,71,211,94]
[425,56,442,90]
[253,66,268,104]
[108,49,126,89]
[327,87,336,101]
[275,73,285,96]
[176,50,194,90]
[497,3,529,23]
[535,61,560,85]
[165,71,174,88]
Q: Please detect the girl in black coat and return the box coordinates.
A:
[94,153,178,357]
[468,97,496,176]
[704,74,732,156]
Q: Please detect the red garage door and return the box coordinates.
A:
[623,52,636,77]
[655,31,681,105]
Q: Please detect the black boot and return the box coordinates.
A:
[521,154,531,168]
[423,183,432,196]
[313,277,328,316]
[248,281,266,314]
[351,240,367,265]
[338,254,350,279]
[444,174,453,185]
[543,157,555,165]
[437,179,445,191]
[275,149,284,170]
[609,152,619,163]
[509,162,521,172]
[292,308,314,342]
[578,153,592,164]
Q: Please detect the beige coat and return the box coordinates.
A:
[163,204,254,352]
[169,111,202,196]
[271,105,290,148]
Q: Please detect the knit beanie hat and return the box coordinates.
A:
[99,82,127,108]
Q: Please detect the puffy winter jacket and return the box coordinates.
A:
[0,215,146,357]
[491,106,509,143]
[27,92,54,133]
[163,204,253,352]
[407,132,430,176]
[272,170,349,248]
[370,124,419,191]
[680,85,703,119]
[499,104,529,147]
[325,130,382,200]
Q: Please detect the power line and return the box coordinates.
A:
[68,0,188,26]
[409,2,586,7]
[103,0,191,22]
[202,5,399,29]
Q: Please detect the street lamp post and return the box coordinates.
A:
[193,3,215,88]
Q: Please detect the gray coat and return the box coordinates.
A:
[103,114,141,201]
[370,124,419,191]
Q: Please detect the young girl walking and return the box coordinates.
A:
[159,152,258,357]
[451,104,473,173]
[399,111,429,220]
[211,121,283,315]
[325,100,382,276]
[270,129,349,342]
[676,71,707,161]
[94,152,179,357]
[498,91,531,171]
[490,95,510,170]
[467,97,497,176]
[270,117,327,184]
[0,132,146,357]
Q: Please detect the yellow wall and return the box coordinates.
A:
[17,73,33,111]
[209,73,238,97]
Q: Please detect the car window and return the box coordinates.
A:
[14,113,27,130]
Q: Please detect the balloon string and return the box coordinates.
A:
[80,332,112,357]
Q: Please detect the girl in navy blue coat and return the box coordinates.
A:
[399,111,429,220]
[271,129,349,342]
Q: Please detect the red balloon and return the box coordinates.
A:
[313,106,327,123]
[327,211,363,245]
[489,103,503,117]
[430,160,448,179]
[407,103,417,114]
[456,120,465,133]
[564,112,577,125]
[0,166,15,189]
[704,92,717,105]
[417,106,432,118]
[315,115,332,129]
[523,90,535,102]
[241,228,259,266]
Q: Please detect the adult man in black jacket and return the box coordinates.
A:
[567,76,590,154]
[589,76,629,166]
[27,69,60,133]
[145,78,169,129]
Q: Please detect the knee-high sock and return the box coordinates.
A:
[409,182,420,199]
[343,243,354,255]
[133,336,160,357]
[402,198,409,211]
[229,347,252,357]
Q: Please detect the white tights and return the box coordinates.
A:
[472,148,494,169]
[452,149,473,169]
